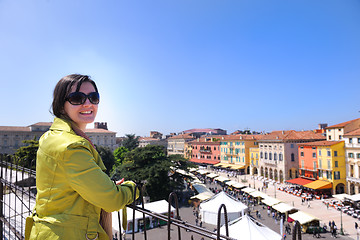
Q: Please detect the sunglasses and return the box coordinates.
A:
[66,92,100,105]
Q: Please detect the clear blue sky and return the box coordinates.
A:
[1,0,360,137]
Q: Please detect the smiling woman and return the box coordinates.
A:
[25,74,139,240]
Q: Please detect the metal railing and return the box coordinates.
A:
[0,154,237,240]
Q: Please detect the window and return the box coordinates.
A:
[327,160,331,169]
[335,161,338,167]
[265,152,268,160]
[312,152,316,158]
[327,151,331,157]
[329,136,332,140]
[334,171,340,180]
[338,129,341,131]
[312,147,316,150]
[300,146,304,149]
[313,161,317,170]
[339,135,342,140]
[260,152,263,158]
[349,138,353,143]
[301,160,304,169]
[269,153,272,160]
[349,153,354,158]
[300,151,304,157]
[334,151,337,157]
[291,144,294,148]
[319,150,321,156]
[357,153,360,159]
[291,153,295,161]
[319,160,322,169]
[274,153,277,161]
[279,153,283,161]
[358,138,360,144]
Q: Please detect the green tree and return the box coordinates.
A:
[95,145,115,176]
[122,134,139,150]
[14,137,39,168]
[112,145,195,201]
[113,146,129,166]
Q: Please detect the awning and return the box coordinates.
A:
[232,183,246,189]
[190,159,220,165]
[288,211,319,225]
[229,165,245,170]
[345,193,360,202]
[206,173,219,178]
[213,163,223,167]
[333,193,351,201]
[286,177,314,186]
[261,197,282,206]
[214,176,230,182]
[249,191,269,199]
[303,180,332,190]
[272,202,296,213]
[197,169,210,175]
[242,187,256,194]
[190,192,214,201]
[225,180,238,186]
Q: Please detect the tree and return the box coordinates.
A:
[95,145,115,176]
[14,137,39,168]
[122,134,139,150]
[111,145,195,201]
[113,146,129,166]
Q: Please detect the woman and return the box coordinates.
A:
[25,74,138,239]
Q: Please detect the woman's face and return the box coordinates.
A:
[64,81,98,131]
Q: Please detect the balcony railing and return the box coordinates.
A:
[0,154,236,240]
[347,176,360,184]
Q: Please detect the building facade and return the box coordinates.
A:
[258,130,325,183]
[0,121,117,154]
[326,118,360,141]
[187,136,221,166]
[167,133,195,156]
[344,129,360,195]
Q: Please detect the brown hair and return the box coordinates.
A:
[51,74,99,120]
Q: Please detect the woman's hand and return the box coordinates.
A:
[116,178,124,185]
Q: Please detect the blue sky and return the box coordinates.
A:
[1,0,360,137]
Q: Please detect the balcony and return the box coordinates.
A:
[199,149,212,154]
[347,176,360,184]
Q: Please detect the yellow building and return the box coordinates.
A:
[317,141,346,194]
[249,147,260,175]
[219,135,262,174]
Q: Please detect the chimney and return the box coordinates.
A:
[94,122,108,130]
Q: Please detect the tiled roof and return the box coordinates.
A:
[85,128,116,134]
[190,159,220,165]
[298,140,342,147]
[221,134,265,141]
[344,128,360,137]
[29,122,53,126]
[168,133,195,139]
[0,126,30,132]
[139,137,159,141]
[260,130,325,141]
[326,118,360,129]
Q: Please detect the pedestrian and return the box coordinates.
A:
[307,201,310,208]
[356,222,358,230]
[267,208,271,217]
[24,74,139,239]
[333,224,337,238]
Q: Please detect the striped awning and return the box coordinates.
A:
[303,180,332,190]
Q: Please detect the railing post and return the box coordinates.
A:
[0,181,3,237]
[292,220,302,240]
[216,204,229,240]
[168,192,181,240]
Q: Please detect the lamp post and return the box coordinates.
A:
[340,209,344,235]
[274,182,276,198]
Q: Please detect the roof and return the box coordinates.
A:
[272,202,296,213]
[286,177,314,186]
[168,133,195,139]
[29,122,52,126]
[344,128,360,137]
[85,128,116,134]
[298,140,342,147]
[221,134,265,141]
[289,211,319,225]
[0,126,31,132]
[260,130,325,141]
[139,137,159,141]
[326,118,360,129]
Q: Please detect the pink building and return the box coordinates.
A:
[188,137,221,166]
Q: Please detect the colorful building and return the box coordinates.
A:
[249,147,260,175]
[325,118,360,141]
[258,130,325,183]
[219,134,263,174]
[167,133,195,156]
[187,136,221,166]
[343,128,360,195]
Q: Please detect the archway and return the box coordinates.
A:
[252,167,258,175]
[274,169,278,181]
[269,168,273,180]
[350,184,355,195]
[260,167,264,177]
[279,170,284,183]
[265,167,268,178]
[336,183,345,194]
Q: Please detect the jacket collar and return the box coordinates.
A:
[50,118,75,134]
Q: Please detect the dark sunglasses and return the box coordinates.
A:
[66,92,100,105]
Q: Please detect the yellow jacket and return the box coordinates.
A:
[26,118,136,239]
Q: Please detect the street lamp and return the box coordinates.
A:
[274,182,276,198]
[340,209,344,235]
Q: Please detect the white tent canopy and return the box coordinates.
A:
[261,196,282,206]
[200,191,248,225]
[333,193,351,201]
[288,211,319,225]
[219,215,282,240]
[206,173,219,179]
[214,176,230,182]
[242,187,256,194]
[272,202,296,213]
[225,180,238,186]
[345,193,360,202]
[232,182,246,189]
